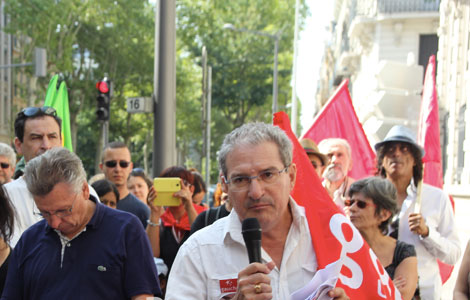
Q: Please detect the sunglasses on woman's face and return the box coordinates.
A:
[344,199,375,209]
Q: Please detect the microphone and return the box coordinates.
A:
[242,218,262,263]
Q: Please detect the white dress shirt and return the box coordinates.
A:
[397,181,460,300]
[165,198,317,300]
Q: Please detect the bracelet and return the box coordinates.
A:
[147,219,161,227]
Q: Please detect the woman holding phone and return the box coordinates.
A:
[146,166,206,272]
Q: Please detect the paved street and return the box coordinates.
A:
[440,196,470,299]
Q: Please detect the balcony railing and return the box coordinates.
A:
[377,0,440,14]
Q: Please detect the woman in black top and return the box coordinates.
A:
[0,185,15,294]
[346,177,418,300]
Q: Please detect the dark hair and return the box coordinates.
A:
[191,171,206,195]
[129,168,153,188]
[91,179,120,202]
[14,107,62,142]
[348,177,397,234]
[160,166,194,185]
[375,142,423,184]
[0,186,15,243]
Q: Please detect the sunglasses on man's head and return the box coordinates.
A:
[0,163,9,169]
[104,160,130,168]
[344,199,375,209]
[18,106,57,118]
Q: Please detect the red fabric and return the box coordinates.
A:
[274,111,400,299]
[161,204,207,231]
[417,55,454,284]
[302,79,376,180]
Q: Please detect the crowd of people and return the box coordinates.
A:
[0,105,468,299]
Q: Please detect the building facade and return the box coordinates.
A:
[437,0,470,195]
[316,0,440,145]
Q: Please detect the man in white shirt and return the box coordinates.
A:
[166,122,349,300]
[318,138,355,209]
[4,106,97,247]
[375,125,461,300]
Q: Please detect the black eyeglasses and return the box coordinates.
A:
[104,160,130,168]
[18,106,57,118]
[344,199,376,209]
[131,167,145,175]
[224,165,290,191]
[0,163,9,169]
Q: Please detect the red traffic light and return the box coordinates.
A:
[96,81,109,94]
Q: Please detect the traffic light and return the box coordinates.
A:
[96,77,111,121]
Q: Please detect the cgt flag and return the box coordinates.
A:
[274,111,401,300]
[417,55,454,284]
[302,79,376,180]
[44,75,73,151]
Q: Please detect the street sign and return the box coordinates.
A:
[127,97,153,113]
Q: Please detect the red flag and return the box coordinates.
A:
[417,54,454,284]
[418,55,443,188]
[302,79,376,180]
[274,111,401,299]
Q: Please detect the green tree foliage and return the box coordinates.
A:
[3,0,307,182]
[176,0,308,181]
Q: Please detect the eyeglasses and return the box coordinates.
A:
[344,199,376,209]
[34,195,78,219]
[104,160,130,168]
[0,163,9,169]
[18,106,57,119]
[224,165,290,191]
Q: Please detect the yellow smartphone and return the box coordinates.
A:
[153,177,181,206]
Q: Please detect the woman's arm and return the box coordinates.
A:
[146,186,163,258]
[393,256,418,300]
[454,240,470,300]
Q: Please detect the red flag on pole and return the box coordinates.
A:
[274,111,401,299]
[302,79,376,180]
[417,54,454,284]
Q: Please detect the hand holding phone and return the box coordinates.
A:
[153,177,181,206]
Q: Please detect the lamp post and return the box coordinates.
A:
[223,24,282,115]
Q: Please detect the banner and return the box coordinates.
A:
[302,79,376,180]
[44,75,73,151]
[274,111,400,299]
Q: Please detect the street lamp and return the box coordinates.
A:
[223,23,282,115]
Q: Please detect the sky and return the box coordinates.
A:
[296,1,334,136]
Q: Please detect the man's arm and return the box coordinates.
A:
[416,191,461,264]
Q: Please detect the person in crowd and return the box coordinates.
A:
[454,239,470,299]
[100,141,150,228]
[146,166,206,272]
[190,190,232,235]
[128,168,152,204]
[1,147,161,299]
[318,138,355,209]
[191,171,209,208]
[347,177,418,300]
[212,182,223,207]
[4,106,99,248]
[300,138,328,177]
[375,125,461,299]
[91,179,119,209]
[165,122,349,299]
[0,143,16,185]
[0,186,15,295]
[154,258,169,298]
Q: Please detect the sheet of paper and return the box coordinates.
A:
[290,260,341,300]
